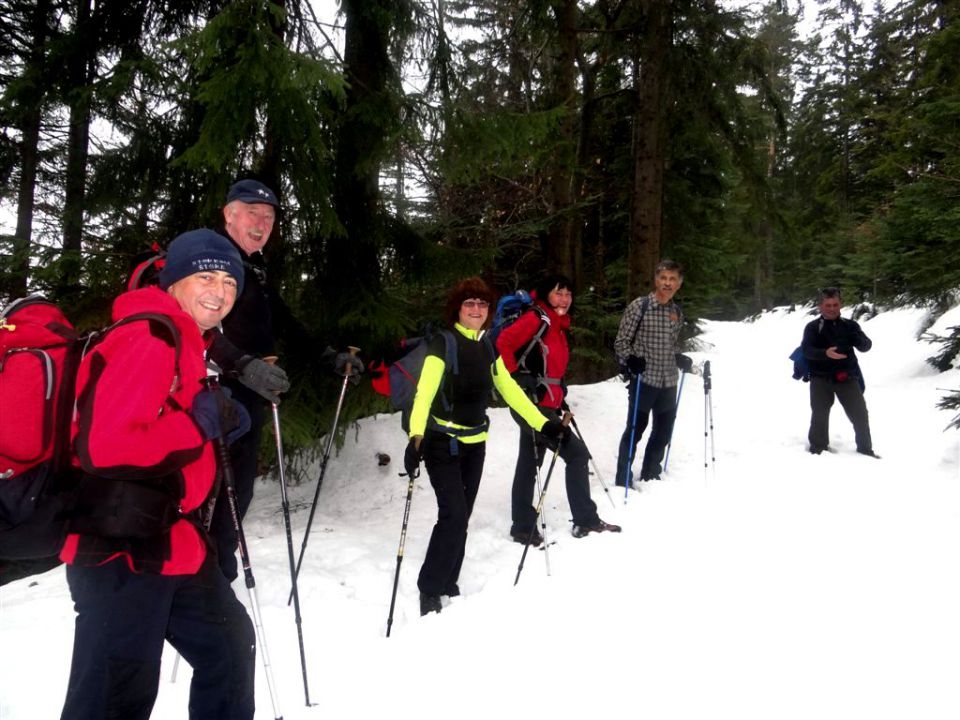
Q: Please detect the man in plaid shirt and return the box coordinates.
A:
[614,260,692,487]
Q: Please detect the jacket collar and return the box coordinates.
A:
[535,299,571,331]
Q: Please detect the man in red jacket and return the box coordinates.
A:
[496,274,620,541]
[59,229,256,720]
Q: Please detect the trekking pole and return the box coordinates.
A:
[531,427,551,576]
[567,415,616,510]
[663,370,687,473]
[706,362,716,473]
[205,378,283,720]
[702,361,715,474]
[289,346,359,604]
[268,383,312,706]
[623,375,643,504]
[386,466,417,638]
[515,413,571,586]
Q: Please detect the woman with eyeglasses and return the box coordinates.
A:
[403,277,564,616]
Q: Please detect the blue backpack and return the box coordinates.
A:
[487,291,550,377]
[789,346,810,382]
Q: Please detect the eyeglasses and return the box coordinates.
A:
[461,300,489,310]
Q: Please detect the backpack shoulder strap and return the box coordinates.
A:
[515,306,550,370]
[628,296,651,348]
[95,313,183,390]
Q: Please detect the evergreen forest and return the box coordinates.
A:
[2,0,958,455]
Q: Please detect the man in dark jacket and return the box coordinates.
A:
[210,179,290,581]
[801,287,876,456]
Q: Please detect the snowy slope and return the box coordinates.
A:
[2,303,959,720]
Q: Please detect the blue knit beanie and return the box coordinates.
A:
[158,229,245,294]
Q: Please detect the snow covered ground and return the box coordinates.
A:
[2,302,959,720]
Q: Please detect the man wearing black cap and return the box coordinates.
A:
[206,179,290,582]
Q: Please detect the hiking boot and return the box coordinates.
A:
[639,474,660,482]
[571,519,622,539]
[420,593,442,616]
[857,449,881,459]
[614,480,638,490]
[510,527,544,547]
[443,583,460,598]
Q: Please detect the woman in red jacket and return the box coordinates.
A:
[496,274,620,541]
[59,230,255,720]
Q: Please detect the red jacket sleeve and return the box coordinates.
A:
[495,310,543,374]
[74,324,205,478]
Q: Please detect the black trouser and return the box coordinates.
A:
[510,408,599,533]
[615,376,677,484]
[60,557,255,720]
[417,431,485,596]
[210,385,265,582]
[808,375,872,452]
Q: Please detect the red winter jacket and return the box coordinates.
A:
[495,299,570,409]
[60,287,216,575]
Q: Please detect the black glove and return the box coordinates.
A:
[626,355,646,376]
[234,355,290,403]
[403,438,423,478]
[675,353,693,373]
[334,351,364,383]
[539,418,566,444]
[191,387,251,444]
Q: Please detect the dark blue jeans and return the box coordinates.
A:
[615,376,677,484]
[60,557,255,720]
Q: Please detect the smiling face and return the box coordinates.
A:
[167,270,238,331]
[546,285,573,315]
[458,298,489,331]
[223,201,276,256]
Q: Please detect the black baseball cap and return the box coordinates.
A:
[225,179,279,207]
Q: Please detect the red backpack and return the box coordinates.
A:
[0,294,183,569]
[0,295,83,562]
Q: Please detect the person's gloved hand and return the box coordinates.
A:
[334,351,365,384]
[539,418,567,445]
[403,437,423,478]
[234,355,290,403]
[675,353,693,373]
[626,355,646,376]
[191,387,251,444]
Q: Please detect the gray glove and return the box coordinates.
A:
[235,355,290,403]
[335,352,364,382]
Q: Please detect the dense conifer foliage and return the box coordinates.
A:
[1,0,957,458]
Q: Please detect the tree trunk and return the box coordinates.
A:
[542,0,579,278]
[8,0,52,299]
[628,0,669,300]
[328,0,396,342]
[61,0,96,295]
